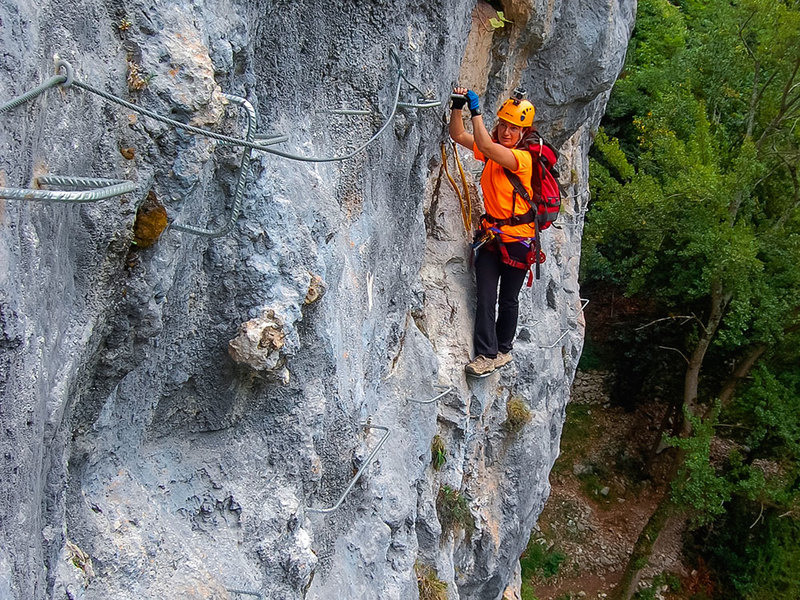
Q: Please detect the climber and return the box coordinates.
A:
[449,86,537,377]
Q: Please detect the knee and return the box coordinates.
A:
[498,296,519,311]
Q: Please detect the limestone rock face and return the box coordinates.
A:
[0,1,634,599]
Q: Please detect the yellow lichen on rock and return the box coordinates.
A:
[304,274,326,305]
[132,190,168,248]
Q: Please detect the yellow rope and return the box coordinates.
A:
[451,141,472,231]
[441,143,472,233]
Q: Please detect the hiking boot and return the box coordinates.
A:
[465,355,498,377]
[494,352,513,368]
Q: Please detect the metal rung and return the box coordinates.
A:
[171,93,255,237]
[0,176,135,202]
[307,423,390,514]
[539,328,570,348]
[576,298,589,317]
[407,386,454,405]
[397,100,441,109]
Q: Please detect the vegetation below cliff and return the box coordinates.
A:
[522,293,799,600]
[521,0,800,596]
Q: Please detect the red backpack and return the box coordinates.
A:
[502,133,562,231]
[496,133,562,281]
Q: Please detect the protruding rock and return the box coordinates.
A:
[228,310,287,372]
[304,274,326,305]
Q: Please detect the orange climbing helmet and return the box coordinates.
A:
[497,88,535,127]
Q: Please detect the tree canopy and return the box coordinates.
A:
[583,0,800,597]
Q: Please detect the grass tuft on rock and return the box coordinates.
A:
[415,562,447,600]
[504,395,532,434]
[436,485,474,539]
[431,435,446,470]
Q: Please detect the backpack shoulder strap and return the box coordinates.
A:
[502,168,532,204]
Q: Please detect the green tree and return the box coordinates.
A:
[584,0,800,597]
[696,358,800,598]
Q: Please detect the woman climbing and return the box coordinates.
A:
[449,86,537,377]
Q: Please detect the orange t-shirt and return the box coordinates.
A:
[474,144,536,243]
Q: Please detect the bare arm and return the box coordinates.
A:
[449,108,474,149]
[471,115,519,171]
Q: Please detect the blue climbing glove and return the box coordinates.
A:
[465,90,481,117]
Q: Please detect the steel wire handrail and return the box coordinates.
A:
[171,93,256,237]
[0,175,135,202]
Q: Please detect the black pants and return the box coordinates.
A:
[473,241,529,358]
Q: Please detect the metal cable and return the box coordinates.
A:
[73,73,402,162]
[171,93,256,237]
[391,51,429,100]
[4,57,426,163]
[0,74,67,113]
[70,78,292,153]
[0,176,135,202]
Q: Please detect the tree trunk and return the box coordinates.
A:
[612,283,731,600]
[716,343,767,410]
[681,281,731,435]
[610,491,675,600]
[645,396,680,471]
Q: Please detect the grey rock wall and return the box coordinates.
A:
[0,1,634,598]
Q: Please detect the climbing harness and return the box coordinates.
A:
[472,225,546,287]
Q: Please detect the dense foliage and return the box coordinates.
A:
[584,0,800,597]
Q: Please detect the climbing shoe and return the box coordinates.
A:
[494,352,513,369]
[465,355,498,377]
